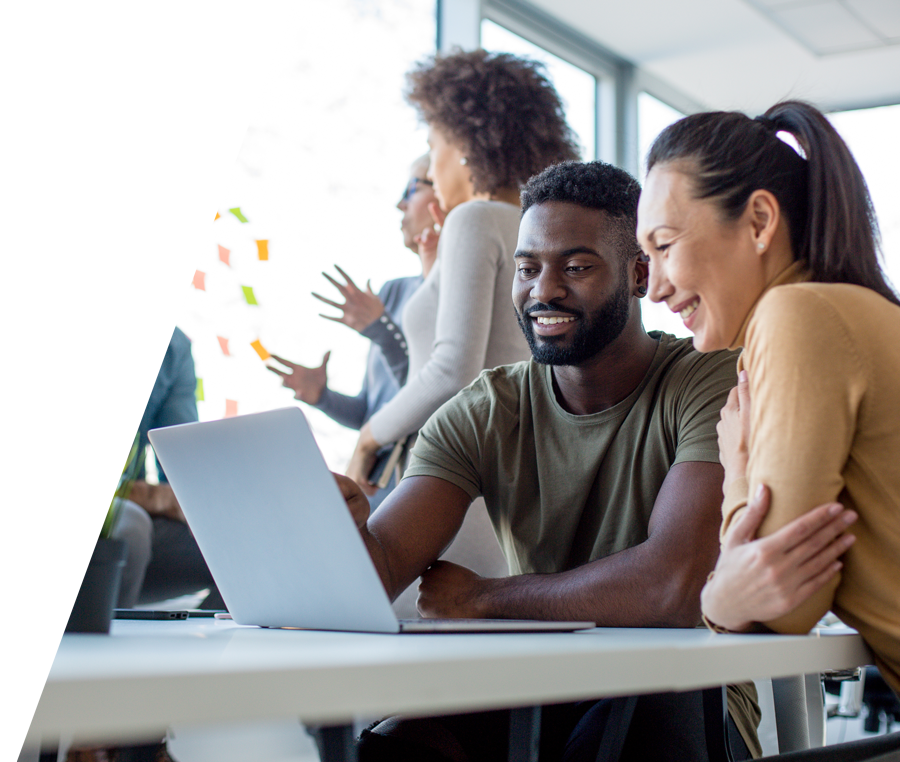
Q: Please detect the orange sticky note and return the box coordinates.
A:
[217,336,230,356]
[256,239,269,261]
[214,211,221,220]
[250,339,270,360]
[192,270,206,290]
[218,245,231,266]
[225,399,238,418]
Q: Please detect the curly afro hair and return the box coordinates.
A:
[405,49,580,196]
[521,161,643,260]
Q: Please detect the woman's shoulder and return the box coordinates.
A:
[445,199,519,228]
[756,281,897,328]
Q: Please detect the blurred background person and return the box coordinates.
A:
[268,154,439,509]
[345,49,580,491]
[113,327,222,609]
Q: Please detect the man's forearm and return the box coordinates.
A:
[444,542,710,627]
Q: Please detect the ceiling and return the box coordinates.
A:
[526,0,900,114]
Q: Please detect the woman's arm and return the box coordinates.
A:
[354,204,512,461]
[721,285,866,632]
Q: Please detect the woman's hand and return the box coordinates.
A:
[313,265,384,332]
[346,423,382,497]
[414,202,446,277]
[701,484,857,632]
[717,369,751,494]
[267,352,330,405]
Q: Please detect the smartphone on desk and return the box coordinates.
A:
[114,609,189,620]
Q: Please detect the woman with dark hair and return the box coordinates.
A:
[346,49,579,491]
[637,100,900,696]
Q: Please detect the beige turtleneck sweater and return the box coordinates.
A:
[721,262,900,694]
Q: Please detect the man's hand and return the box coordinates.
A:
[418,561,490,619]
[127,480,186,523]
[332,472,370,529]
[267,352,330,405]
[345,423,382,496]
[717,369,751,494]
[312,265,385,332]
[701,484,857,632]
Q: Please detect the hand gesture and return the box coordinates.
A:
[717,369,751,494]
[267,352,330,405]
[700,485,857,632]
[312,265,384,332]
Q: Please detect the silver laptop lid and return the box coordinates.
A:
[149,407,400,633]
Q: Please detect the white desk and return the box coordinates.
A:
[27,619,872,753]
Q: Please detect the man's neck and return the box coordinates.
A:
[550,318,659,416]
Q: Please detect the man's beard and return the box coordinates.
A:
[515,279,632,366]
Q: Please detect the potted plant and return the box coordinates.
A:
[65,435,142,634]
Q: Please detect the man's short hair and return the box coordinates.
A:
[520,161,643,260]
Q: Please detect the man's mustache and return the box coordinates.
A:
[524,303,582,318]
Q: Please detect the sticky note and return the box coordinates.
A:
[214,211,221,221]
[229,207,249,223]
[195,378,205,402]
[218,245,231,266]
[242,285,259,305]
[192,270,206,291]
[217,336,230,356]
[256,239,269,261]
[225,399,238,418]
[250,339,270,361]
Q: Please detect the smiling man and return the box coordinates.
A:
[347,161,760,761]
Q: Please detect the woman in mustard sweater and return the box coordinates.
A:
[636,100,900,696]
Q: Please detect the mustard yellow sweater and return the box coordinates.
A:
[722,263,900,694]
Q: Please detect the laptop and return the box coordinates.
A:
[148,407,594,634]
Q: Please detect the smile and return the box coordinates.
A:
[535,316,577,325]
[678,299,699,320]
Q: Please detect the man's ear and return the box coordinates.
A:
[633,252,650,297]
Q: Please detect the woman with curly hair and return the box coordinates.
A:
[346,49,579,492]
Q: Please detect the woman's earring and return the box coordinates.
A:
[460,157,468,166]
[758,242,765,251]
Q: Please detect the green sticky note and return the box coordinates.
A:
[242,285,259,305]
[229,207,249,223]
[195,378,204,402]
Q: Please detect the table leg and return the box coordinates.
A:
[309,724,357,762]
[508,706,541,762]
[702,686,735,762]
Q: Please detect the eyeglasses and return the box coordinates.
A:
[400,177,433,203]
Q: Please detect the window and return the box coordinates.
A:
[181,0,437,471]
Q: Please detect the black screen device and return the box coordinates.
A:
[367,437,409,488]
[114,609,189,620]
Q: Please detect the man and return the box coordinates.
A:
[338,161,761,760]
[113,326,222,608]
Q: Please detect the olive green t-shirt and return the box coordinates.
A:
[406,332,738,575]
[405,333,762,757]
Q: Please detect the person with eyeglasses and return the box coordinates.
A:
[268,154,439,509]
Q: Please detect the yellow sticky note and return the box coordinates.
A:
[229,207,249,223]
[195,378,205,402]
[256,239,269,261]
[225,399,238,418]
[250,339,270,361]
[241,285,259,306]
[217,336,230,356]
[192,270,206,291]
[218,245,230,266]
